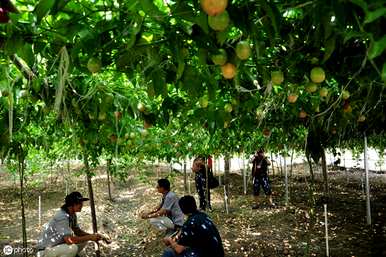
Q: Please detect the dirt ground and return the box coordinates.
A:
[0,164,386,257]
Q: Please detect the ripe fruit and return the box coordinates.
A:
[199,95,209,108]
[299,110,307,118]
[114,111,122,119]
[331,128,337,134]
[262,128,271,137]
[87,57,102,73]
[287,94,298,103]
[221,63,237,79]
[211,49,227,65]
[137,102,146,112]
[200,0,228,16]
[208,11,229,31]
[343,104,352,113]
[342,90,350,100]
[224,103,233,113]
[144,120,152,129]
[235,41,251,60]
[358,115,366,122]
[310,67,326,83]
[271,71,284,85]
[319,87,328,97]
[305,82,318,93]
[110,134,117,142]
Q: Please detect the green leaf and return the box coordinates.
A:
[17,44,34,67]
[323,37,336,63]
[152,69,167,97]
[34,0,56,23]
[140,0,164,19]
[350,0,368,12]
[382,62,386,82]
[364,8,386,24]
[368,35,386,60]
[194,12,209,34]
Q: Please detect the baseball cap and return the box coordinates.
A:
[65,192,89,206]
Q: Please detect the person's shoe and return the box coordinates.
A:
[252,205,259,209]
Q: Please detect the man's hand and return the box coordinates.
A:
[162,236,173,246]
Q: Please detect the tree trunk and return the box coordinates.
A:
[321,148,329,196]
[306,155,315,184]
[279,155,283,176]
[290,150,294,177]
[270,152,275,176]
[183,160,187,193]
[18,156,28,257]
[107,158,113,201]
[84,155,100,257]
[224,156,230,206]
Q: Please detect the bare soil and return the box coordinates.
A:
[0,164,385,257]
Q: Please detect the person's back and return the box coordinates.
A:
[178,211,224,257]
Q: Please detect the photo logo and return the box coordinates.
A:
[3,245,13,255]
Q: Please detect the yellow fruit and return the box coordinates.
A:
[221,63,237,79]
[287,94,298,103]
[299,110,307,118]
[310,67,326,83]
[200,0,228,16]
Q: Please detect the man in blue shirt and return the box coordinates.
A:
[162,195,224,257]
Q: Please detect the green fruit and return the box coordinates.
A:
[199,96,209,108]
[310,67,325,83]
[208,11,229,31]
[141,129,149,137]
[211,49,227,65]
[235,41,251,60]
[98,112,106,121]
[342,90,350,100]
[129,132,136,139]
[305,82,318,93]
[271,71,284,85]
[137,102,146,112]
[224,103,233,112]
[319,87,328,97]
[87,57,102,73]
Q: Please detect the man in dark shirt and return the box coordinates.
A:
[250,149,275,209]
[161,195,224,257]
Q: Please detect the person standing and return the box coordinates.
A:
[141,178,184,232]
[192,157,211,211]
[161,195,224,257]
[36,192,109,257]
[250,149,275,209]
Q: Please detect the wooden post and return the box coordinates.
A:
[223,185,229,214]
[242,157,247,195]
[38,194,42,227]
[184,159,187,193]
[284,152,289,205]
[324,204,330,257]
[364,134,371,225]
[84,155,100,257]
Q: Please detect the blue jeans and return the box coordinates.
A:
[162,247,200,257]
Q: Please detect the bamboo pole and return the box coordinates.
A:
[364,134,371,225]
[324,204,329,257]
